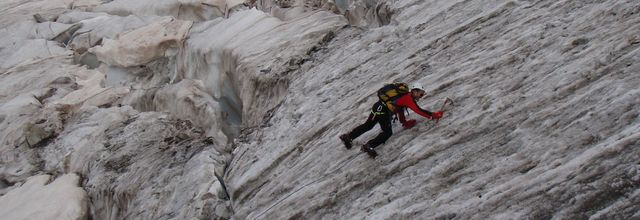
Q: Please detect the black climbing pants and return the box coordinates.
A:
[347,102,393,148]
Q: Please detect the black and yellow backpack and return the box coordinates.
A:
[377,82,410,112]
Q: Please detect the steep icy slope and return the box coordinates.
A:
[226,0,640,219]
[0,0,638,219]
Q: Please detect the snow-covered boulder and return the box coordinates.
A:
[0,174,88,220]
[90,17,192,68]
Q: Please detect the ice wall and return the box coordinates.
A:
[174,8,345,131]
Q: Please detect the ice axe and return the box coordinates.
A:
[436,97,454,124]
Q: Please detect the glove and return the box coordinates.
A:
[402,119,417,129]
[432,111,444,119]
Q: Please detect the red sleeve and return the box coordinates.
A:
[395,94,433,119]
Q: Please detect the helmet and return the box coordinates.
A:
[411,83,424,91]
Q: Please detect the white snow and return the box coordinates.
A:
[0,0,638,219]
[0,174,88,220]
[90,17,192,67]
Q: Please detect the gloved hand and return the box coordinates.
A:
[402,119,417,129]
[432,111,444,120]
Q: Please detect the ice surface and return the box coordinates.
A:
[0,174,88,220]
[225,1,640,219]
[90,17,192,67]
[94,0,246,21]
[0,0,638,219]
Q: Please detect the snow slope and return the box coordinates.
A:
[0,0,638,219]
[225,0,640,219]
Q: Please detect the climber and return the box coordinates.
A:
[339,83,444,158]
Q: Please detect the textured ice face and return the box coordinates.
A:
[224,1,640,219]
[1,0,639,219]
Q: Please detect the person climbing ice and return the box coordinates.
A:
[339,82,444,158]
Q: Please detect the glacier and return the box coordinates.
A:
[0,0,638,219]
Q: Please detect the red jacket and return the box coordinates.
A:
[393,93,434,122]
